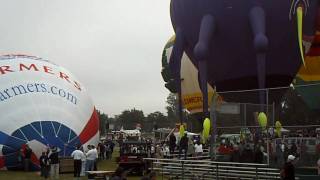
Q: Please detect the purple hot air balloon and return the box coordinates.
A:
[169,0,319,120]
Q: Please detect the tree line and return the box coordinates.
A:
[97,93,181,135]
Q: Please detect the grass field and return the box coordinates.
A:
[0,148,163,180]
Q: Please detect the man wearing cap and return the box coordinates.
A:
[281,155,295,180]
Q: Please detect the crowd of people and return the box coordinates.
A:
[152,130,320,179]
[152,132,204,159]
[97,140,115,160]
[21,143,105,179]
[15,130,320,179]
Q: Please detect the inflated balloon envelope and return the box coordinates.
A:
[169,0,320,119]
[0,55,99,170]
[258,112,268,130]
[179,124,185,138]
[275,121,282,137]
[202,118,211,141]
[295,29,320,110]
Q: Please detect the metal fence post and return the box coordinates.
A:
[161,160,163,180]
[216,163,218,179]
[210,90,217,161]
[182,160,185,180]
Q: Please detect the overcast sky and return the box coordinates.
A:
[0,0,173,116]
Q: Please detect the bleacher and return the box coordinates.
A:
[144,158,281,180]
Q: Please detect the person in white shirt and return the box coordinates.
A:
[71,146,85,178]
[92,145,98,170]
[80,148,86,176]
[194,141,203,156]
[86,145,98,171]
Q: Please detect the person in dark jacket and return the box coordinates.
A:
[290,143,297,157]
[254,146,264,163]
[39,152,50,179]
[281,155,295,180]
[179,133,189,159]
[230,145,241,162]
[240,144,254,163]
[98,143,105,160]
[49,146,59,179]
[169,133,176,155]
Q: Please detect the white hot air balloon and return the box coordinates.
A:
[0,54,99,170]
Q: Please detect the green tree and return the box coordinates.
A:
[117,108,145,129]
[97,110,108,136]
[166,93,179,123]
[145,111,170,131]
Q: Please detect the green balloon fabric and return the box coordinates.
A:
[258,112,267,130]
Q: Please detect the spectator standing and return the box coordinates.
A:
[290,142,297,157]
[110,140,115,154]
[169,133,176,155]
[39,151,50,179]
[179,132,189,159]
[105,143,111,160]
[92,145,98,170]
[187,139,195,157]
[80,147,86,176]
[49,146,60,179]
[276,143,284,168]
[254,146,264,163]
[194,141,203,157]
[281,155,296,180]
[240,144,254,163]
[24,144,33,171]
[98,143,105,160]
[71,146,85,178]
[86,145,98,171]
[230,144,241,162]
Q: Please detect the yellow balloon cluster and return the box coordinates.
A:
[275,121,282,137]
[258,112,267,130]
[202,118,211,141]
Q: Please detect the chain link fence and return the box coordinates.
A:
[209,84,320,169]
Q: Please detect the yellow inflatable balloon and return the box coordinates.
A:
[179,124,185,138]
[275,121,282,137]
[240,129,245,141]
[203,118,211,140]
[258,112,268,130]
